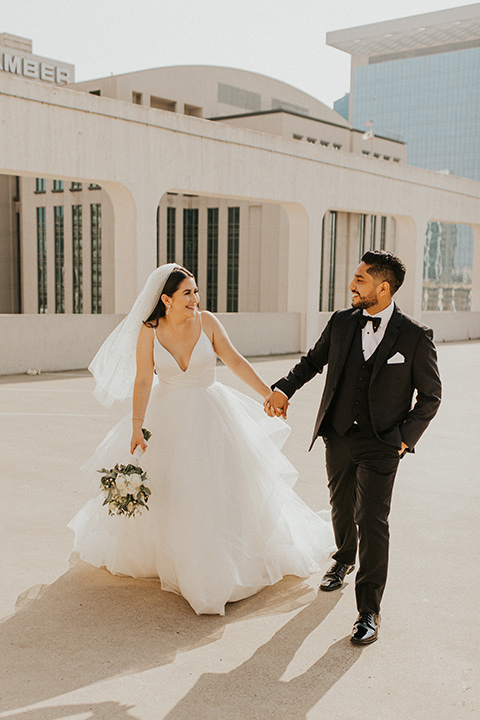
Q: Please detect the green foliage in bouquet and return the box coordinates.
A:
[99,428,152,517]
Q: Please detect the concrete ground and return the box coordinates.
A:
[0,340,479,720]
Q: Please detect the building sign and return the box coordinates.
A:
[0,53,71,83]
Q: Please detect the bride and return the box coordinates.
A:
[69,263,333,615]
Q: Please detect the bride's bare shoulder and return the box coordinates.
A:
[200,310,221,341]
[200,310,218,327]
[138,323,155,342]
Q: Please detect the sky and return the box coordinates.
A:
[2,0,477,108]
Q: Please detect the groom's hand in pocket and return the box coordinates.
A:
[264,390,289,420]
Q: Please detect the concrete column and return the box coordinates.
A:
[157,196,167,266]
[20,178,38,314]
[305,203,332,350]
[258,204,280,312]
[285,201,329,351]
[246,205,261,312]
[393,213,428,318]
[276,205,290,313]
[101,181,143,314]
[101,192,116,314]
[334,211,349,310]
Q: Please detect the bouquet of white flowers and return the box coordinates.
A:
[99,428,152,517]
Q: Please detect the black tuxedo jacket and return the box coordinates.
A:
[274,305,442,451]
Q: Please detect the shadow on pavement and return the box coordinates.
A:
[0,702,139,720]
[164,591,361,720]
[0,560,340,714]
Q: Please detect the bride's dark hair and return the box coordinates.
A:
[144,266,195,327]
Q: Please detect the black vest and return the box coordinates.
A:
[327,324,378,437]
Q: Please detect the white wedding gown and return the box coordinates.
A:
[69,326,334,615]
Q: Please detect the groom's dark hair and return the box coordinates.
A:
[361,250,406,295]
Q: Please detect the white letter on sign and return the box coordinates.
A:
[4,55,22,74]
[23,59,40,78]
[40,64,55,82]
[56,68,71,84]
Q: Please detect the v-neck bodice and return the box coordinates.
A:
[154,328,216,388]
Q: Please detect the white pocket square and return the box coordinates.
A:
[387,352,405,365]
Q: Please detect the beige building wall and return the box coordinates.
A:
[1,68,480,373]
[71,65,351,125]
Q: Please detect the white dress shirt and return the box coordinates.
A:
[361,302,394,360]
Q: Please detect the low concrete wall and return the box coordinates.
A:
[0,314,124,375]
[216,312,301,356]
[2,310,477,376]
[0,312,303,375]
[421,311,480,342]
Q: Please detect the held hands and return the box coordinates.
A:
[263,390,289,420]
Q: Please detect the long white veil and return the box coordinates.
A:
[89,263,180,407]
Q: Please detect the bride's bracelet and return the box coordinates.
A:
[132,416,144,422]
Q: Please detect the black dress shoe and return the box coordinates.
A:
[319,561,355,592]
[350,612,380,645]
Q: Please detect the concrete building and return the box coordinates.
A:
[1,36,480,375]
[327,3,480,312]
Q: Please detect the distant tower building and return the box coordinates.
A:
[327,3,480,311]
[333,92,349,121]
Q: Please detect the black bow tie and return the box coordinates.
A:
[358,314,381,332]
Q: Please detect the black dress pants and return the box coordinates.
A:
[323,425,400,615]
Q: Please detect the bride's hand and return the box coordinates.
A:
[130,427,147,455]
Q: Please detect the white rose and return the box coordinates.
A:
[127,501,134,513]
[115,475,130,497]
[128,473,142,492]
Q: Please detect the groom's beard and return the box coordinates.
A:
[351,289,378,310]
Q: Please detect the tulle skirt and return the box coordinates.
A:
[69,381,334,615]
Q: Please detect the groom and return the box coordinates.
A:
[265,251,441,644]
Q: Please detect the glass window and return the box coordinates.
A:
[328,211,337,312]
[53,180,64,192]
[370,215,377,250]
[167,207,176,263]
[227,207,240,312]
[150,96,176,112]
[37,207,47,313]
[207,208,219,312]
[422,222,472,311]
[183,209,198,278]
[70,182,83,192]
[88,183,101,190]
[54,206,65,313]
[319,215,325,311]
[380,216,387,250]
[35,178,46,194]
[218,83,261,112]
[72,205,83,314]
[359,214,366,259]
[91,204,102,314]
